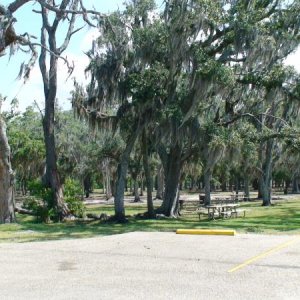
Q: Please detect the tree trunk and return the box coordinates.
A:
[111,178,116,197]
[104,159,112,199]
[102,177,105,194]
[221,180,227,192]
[157,143,182,217]
[260,140,274,206]
[140,175,144,196]
[156,164,164,199]
[113,121,143,221]
[284,180,290,195]
[244,174,250,201]
[257,184,263,198]
[292,177,299,194]
[204,168,211,206]
[83,174,92,198]
[235,177,239,195]
[142,130,155,218]
[114,159,128,221]
[260,176,271,205]
[41,56,69,219]
[133,180,140,202]
[0,113,15,223]
[39,26,69,220]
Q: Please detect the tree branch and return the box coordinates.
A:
[7,0,30,13]
[37,0,104,19]
[57,0,79,54]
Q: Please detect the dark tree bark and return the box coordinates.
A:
[129,178,133,193]
[0,110,15,223]
[157,143,182,217]
[114,121,143,221]
[235,178,240,194]
[204,168,212,206]
[284,180,290,195]
[130,156,141,202]
[139,174,144,196]
[142,130,155,218]
[244,174,250,201]
[259,139,274,206]
[103,158,112,199]
[83,174,92,198]
[133,180,141,202]
[155,164,164,199]
[221,180,227,192]
[292,177,299,194]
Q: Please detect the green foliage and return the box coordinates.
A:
[64,178,85,218]
[7,106,45,187]
[25,178,85,220]
[28,179,54,207]
[22,197,40,212]
[132,21,168,63]
[65,197,85,218]
[26,180,56,222]
[64,178,82,198]
[195,49,235,86]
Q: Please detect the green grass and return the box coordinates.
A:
[0,198,299,243]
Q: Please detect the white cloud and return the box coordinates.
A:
[80,28,100,52]
[284,47,300,72]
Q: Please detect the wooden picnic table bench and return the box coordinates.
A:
[179,199,247,219]
[179,199,202,215]
[200,203,247,220]
[205,204,238,220]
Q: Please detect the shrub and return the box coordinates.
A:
[64,178,85,218]
[26,179,57,222]
[64,178,83,198]
[22,196,52,223]
[65,197,85,218]
[22,197,40,212]
[27,179,54,207]
[24,178,86,221]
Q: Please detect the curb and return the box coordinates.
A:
[176,229,236,236]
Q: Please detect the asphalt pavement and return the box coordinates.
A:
[0,232,299,299]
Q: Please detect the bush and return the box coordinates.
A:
[65,197,85,218]
[26,179,57,222]
[64,178,83,198]
[22,197,40,212]
[27,179,54,207]
[24,178,86,221]
[22,196,53,223]
[64,178,85,217]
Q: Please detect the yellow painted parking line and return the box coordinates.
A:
[228,236,300,273]
[176,229,236,236]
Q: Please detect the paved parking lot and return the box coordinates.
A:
[0,232,299,299]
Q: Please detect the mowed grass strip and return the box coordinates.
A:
[0,197,299,243]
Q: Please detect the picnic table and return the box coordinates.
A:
[205,203,239,220]
[180,196,247,219]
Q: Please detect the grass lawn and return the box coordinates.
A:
[0,197,299,243]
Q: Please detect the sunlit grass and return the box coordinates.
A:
[0,197,299,243]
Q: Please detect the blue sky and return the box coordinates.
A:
[0,0,299,111]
